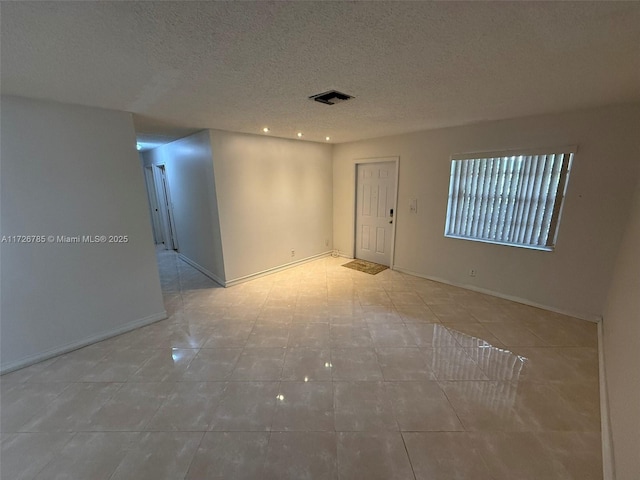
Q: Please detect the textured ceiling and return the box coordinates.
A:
[2,2,639,147]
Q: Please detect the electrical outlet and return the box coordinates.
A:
[469,269,476,277]
[291,249,295,257]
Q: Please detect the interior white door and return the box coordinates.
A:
[355,161,396,266]
[153,165,178,250]
[144,166,163,244]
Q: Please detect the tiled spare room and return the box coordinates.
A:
[1,2,639,480]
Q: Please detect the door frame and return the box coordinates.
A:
[153,164,179,251]
[353,156,400,269]
[143,165,163,245]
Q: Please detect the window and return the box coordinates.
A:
[444,147,574,250]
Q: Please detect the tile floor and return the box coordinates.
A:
[1,249,602,479]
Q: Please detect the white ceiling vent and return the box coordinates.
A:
[309,90,354,105]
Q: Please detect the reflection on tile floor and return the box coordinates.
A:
[1,249,602,479]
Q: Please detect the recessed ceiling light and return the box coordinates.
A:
[262,127,270,133]
[297,132,303,138]
[325,136,331,141]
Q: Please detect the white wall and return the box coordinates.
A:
[0,96,166,372]
[142,131,225,284]
[603,178,640,480]
[210,130,333,283]
[333,104,640,320]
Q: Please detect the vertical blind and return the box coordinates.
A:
[444,151,573,249]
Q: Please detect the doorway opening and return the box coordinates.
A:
[144,164,178,250]
[143,165,163,245]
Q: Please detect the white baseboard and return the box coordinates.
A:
[224,251,332,287]
[177,253,225,287]
[598,320,616,480]
[393,266,601,323]
[0,311,167,375]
